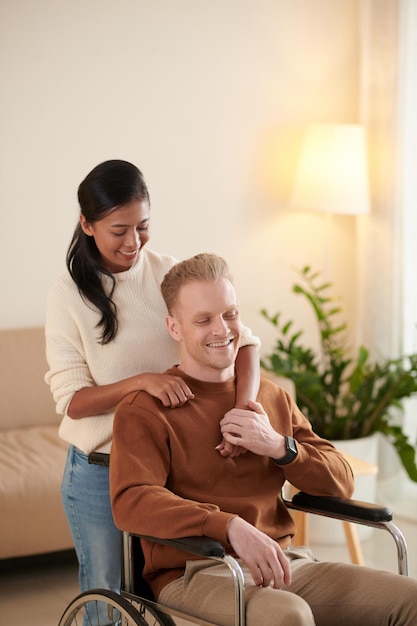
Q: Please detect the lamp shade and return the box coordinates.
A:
[290,124,371,215]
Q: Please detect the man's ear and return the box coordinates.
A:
[80,215,93,236]
[165,315,182,342]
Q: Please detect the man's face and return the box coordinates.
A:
[166,278,243,382]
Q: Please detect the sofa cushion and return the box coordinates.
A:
[0,326,57,430]
[0,425,73,558]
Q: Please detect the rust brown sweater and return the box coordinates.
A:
[110,368,354,599]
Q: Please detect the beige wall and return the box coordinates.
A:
[0,0,361,359]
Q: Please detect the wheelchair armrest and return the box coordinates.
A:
[287,491,393,523]
[138,534,226,558]
[134,534,245,625]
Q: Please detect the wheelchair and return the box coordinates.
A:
[58,453,409,626]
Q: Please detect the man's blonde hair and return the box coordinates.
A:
[161,253,234,314]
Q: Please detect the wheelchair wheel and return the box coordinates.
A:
[58,589,146,625]
[129,598,176,626]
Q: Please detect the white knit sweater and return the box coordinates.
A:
[45,248,259,454]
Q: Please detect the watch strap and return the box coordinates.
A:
[272,436,298,465]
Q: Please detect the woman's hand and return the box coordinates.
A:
[139,373,194,407]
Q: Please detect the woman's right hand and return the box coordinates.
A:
[68,372,194,419]
[138,373,194,407]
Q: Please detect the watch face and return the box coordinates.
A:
[287,437,298,455]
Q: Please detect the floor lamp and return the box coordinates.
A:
[288,124,373,562]
[290,123,371,277]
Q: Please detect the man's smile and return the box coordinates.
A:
[206,338,235,348]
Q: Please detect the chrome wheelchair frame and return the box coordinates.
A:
[58,455,409,626]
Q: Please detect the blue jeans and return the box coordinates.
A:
[61,446,122,596]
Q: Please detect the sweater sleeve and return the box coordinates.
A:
[45,277,96,416]
[263,382,354,498]
[239,324,261,350]
[110,392,235,545]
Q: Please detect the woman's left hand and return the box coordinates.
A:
[215,438,247,458]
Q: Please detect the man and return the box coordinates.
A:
[110,253,417,626]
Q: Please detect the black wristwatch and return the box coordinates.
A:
[272,436,298,465]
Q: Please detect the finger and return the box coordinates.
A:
[220,420,244,436]
[248,564,264,587]
[160,392,174,408]
[168,384,195,407]
[266,560,285,589]
[160,388,186,407]
[259,550,289,589]
[247,399,265,414]
[222,441,244,456]
[181,384,195,400]
[215,440,246,457]
[221,409,249,425]
[170,389,189,406]
[222,431,243,447]
[216,441,230,457]
[227,445,247,458]
[216,440,235,457]
[264,546,291,589]
[277,550,291,587]
[257,563,274,588]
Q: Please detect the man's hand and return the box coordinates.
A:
[215,439,247,458]
[216,399,254,458]
[219,400,286,459]
[227,517,291,589]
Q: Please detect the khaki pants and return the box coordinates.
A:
[159,547,417,626]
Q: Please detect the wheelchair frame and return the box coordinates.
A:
[58,482,409,626]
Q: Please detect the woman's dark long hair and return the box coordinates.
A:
[67,160,150,344]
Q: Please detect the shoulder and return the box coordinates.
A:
[115,389,168,431]
[47,270,78,303]
[118,370,178,419]
[142,248,179,274]
[259,376,296,409]
[260,372,296,400]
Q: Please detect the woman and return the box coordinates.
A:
[45,159,260,600]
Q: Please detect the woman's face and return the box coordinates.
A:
[80,199,150,273]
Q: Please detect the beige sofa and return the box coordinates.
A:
[0,326,73,559]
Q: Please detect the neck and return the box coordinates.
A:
[176,362,235,383]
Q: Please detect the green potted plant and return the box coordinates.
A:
[260,266,417,482]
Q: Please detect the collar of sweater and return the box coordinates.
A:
[166,365,236,394]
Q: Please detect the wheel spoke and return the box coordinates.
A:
[59,590,146,626]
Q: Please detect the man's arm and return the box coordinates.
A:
[227,517,291,589]
[220,395,354,498]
